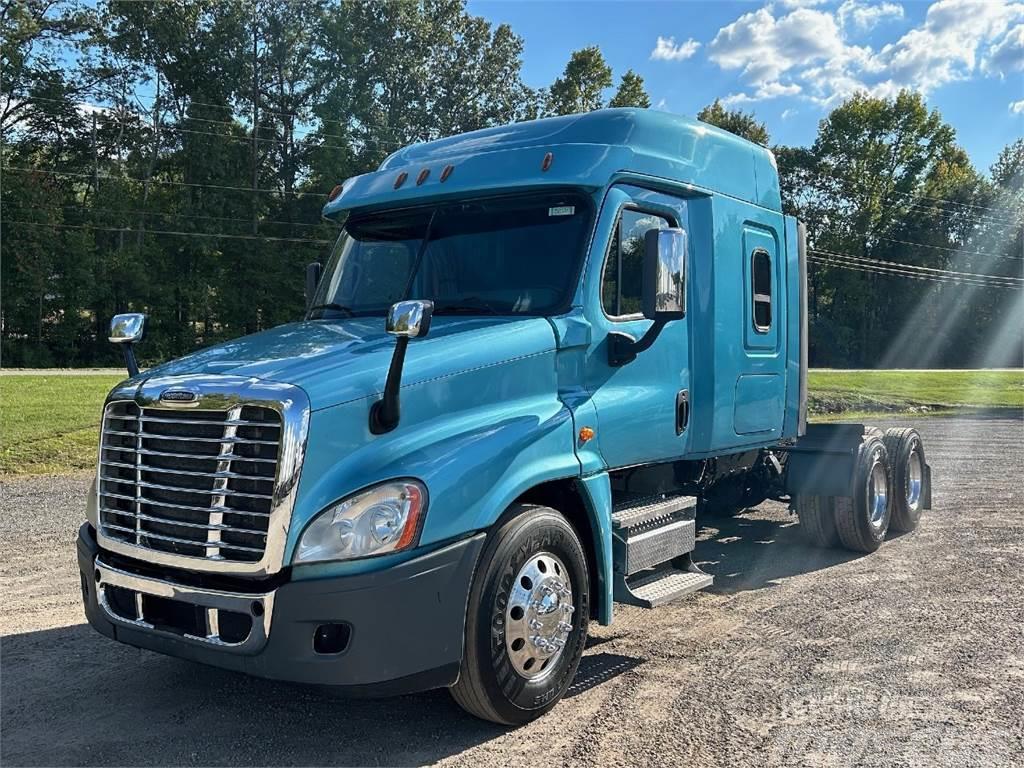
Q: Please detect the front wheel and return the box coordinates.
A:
[450,504,589,725]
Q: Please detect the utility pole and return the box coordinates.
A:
[92,112,99,196]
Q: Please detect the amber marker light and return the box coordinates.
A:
[579,426,596,444]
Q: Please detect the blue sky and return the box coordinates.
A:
[469,0,1024,174]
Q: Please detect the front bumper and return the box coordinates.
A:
[78,523,485,696]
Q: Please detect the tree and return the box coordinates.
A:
[607,69,650,108]
[547,46,612,115]
[696,99,770,146]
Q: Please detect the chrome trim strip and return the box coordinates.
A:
[95,558,274,653]
[96,374,310,576]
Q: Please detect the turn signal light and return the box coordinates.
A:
[579,426,595,443]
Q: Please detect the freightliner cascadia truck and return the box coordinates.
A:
[79,109,932,725]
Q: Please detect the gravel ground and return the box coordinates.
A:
[2,415,1022,767]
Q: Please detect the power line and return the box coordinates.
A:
[809,252,1022,290]
[4,219,331,245]
[2,165,328,198]
[0,201,330,230]
[809,256,1021,290]
[809,247,1023,283]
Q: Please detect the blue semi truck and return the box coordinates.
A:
[78,109,931,724]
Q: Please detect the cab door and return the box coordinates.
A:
[583,184,691,469]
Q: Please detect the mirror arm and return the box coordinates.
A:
[608,319,668,367]
[121,344,140,378]
[369,336,410,434]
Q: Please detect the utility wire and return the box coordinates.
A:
[808,247,1023,283]
[808,257,1021,290]
[0,201,330,230]
[5,219,332,245]
[2,165,329,198]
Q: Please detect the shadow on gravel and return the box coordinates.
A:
[0,623,643,766]
[695,512,865,595]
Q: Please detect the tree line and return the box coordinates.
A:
[3,0,1021,369]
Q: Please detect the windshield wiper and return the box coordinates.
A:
[308,302,355,317]
[433,296,503,316]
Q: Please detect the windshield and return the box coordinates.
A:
[309,191,593,318]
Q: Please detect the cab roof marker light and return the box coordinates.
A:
[327,183,344,202]
[416,168,430,186]
[440,164,454,182]
[394,171,408,189]
[541,152,553,172]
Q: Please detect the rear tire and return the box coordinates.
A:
[450,504,589,725]
[883,428,927,532]
[834,436,892,553]
[795,494,840,548]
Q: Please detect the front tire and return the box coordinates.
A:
[450,504,589,725]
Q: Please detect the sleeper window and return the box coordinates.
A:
[602,209,672,317]
[752,248,772,332]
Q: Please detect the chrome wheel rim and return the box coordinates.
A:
[868,457,888,529]
[505,552,574,680]
[906,445,923,511]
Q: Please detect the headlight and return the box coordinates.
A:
[294,480,427,564]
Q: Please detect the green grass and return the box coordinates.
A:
[1,370,1021,476]
[808,369,1024,419]
[1,374,123,476]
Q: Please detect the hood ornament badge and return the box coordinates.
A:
[159,388,199,406]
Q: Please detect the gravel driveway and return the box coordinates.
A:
[2,415,1022,766]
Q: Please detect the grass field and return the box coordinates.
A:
[1,369,1021,476]
[1,374,123,476]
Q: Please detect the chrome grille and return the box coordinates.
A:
[98,401,282,564]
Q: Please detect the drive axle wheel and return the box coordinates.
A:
[795,494,840,548]
[883,427,927,532]
[450,504,589,725]
[834,435,892,553]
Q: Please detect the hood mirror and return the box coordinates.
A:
[371,300,434,435]
[386,299,433,339]
[109,312,146,377]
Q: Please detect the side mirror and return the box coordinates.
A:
[305,262,322,310]
[385,299,434,339]
[642,227,687,321]
[371,300,434,435]
[109,312,146,377]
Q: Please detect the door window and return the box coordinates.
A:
[602,208,673,318]
[751,248,772,332]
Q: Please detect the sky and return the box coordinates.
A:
[469,0,1024,174]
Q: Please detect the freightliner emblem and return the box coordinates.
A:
[159,389,198,404]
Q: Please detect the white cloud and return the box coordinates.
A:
[705,0,1024,107]
[655,97,669,111]
[650,36,700,61]
[778,0,829,7]
[1011,99,1024,113]
[781,108,798,119]
[838,1,904,32]
[878,0,1024,92]
[722,81,803,105]
[984,23,1024,76]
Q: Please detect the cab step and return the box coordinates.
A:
[611,493,713,608]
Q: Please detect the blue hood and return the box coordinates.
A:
[142,316,558,411]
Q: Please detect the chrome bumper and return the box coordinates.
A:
[95,558,274,654]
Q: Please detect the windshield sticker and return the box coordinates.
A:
[548,206,575,217]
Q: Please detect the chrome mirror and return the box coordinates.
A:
[109,312,146,377]
[385,300,434,339]
[109,313,146,344]
[642,228,687,320]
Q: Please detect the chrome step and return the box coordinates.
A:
[617,561,714,608]
[612,494,696,576]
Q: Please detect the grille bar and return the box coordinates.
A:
[99,400,283,565]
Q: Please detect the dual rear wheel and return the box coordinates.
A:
[796,428,927,553]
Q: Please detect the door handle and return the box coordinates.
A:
[676,389,689,435]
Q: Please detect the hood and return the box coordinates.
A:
[142,316,557,411]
